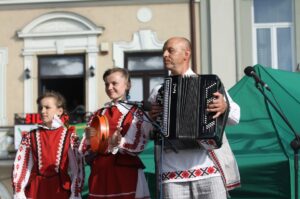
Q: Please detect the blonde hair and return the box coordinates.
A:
[103,67,131,95]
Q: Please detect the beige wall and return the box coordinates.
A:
[0,2,197,126]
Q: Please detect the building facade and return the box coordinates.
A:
[0,0,299,147]
[1,0,300,197]
[0,0,201,128]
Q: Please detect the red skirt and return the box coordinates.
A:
[25,174,70,199]
[88,153,144,199]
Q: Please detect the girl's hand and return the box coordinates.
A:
[84,127,97,140]
[108,127,122,148]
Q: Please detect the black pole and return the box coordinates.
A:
[154,135,162,199]
[255,83,300,199]
[291,136,300,199]
[128,103,177,199]
[293,149,299,199]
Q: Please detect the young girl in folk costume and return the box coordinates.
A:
[79,67,152,199]
[12,91,84,199]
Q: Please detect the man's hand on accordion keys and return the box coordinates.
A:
[207,91,228,119]
[149,102,163,120]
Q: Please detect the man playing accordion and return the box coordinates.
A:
[148,37,240,199]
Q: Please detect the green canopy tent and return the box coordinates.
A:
[227,64,300,199]
[75,64,300,198]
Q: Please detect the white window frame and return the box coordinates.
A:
[18,11,104,113]
[252,3,296,71]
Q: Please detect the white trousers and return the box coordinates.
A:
[162,176,226,199]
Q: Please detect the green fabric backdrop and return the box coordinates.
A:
[74,64,300,198]
[227,64,300,199]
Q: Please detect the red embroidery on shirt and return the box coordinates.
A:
[162,166,219,181]
[123,109,143,150]
[194,169,203,176]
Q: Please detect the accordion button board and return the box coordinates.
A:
[160,75,229,149]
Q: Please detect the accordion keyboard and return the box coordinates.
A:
[158,75,229,149]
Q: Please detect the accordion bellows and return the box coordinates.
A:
[89,115,110,154]
[161,75,229,149]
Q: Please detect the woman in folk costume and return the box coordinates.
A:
[79,67,152,199]
[12,91,84,199]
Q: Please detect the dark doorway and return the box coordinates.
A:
[38,54,85,116]
[40,78,84,112]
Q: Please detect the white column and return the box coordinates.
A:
[87,51,98,112]
[0,48,8,125]
[23,54,34,113]
[210,0,237,88]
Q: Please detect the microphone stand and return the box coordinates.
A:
[134,104,178,199]
[254,82,300,199]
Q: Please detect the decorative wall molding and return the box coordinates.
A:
[0,48,8,125]
[0,0,186,6]
[113,29,164,68]
[18,11,104,54]
[137,7,152,23]
[18,11,103,112]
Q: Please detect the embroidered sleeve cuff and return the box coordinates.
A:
[108,146,119,154]
[70,191,82,199]
[14,192,27,199]
[69,195,82,199]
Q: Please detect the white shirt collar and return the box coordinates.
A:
[170,68,195,77]
[38,114,63,130]
[183,68,196,76]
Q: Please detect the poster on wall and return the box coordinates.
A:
[14,125,37,150]
[0,127,13,158]
[14,113,41,150]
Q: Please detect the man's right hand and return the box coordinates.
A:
[149,102,163,120]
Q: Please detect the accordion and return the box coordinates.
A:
[158,74,229,149]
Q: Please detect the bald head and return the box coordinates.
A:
[162,37,192,75]
[164,37,191,52]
